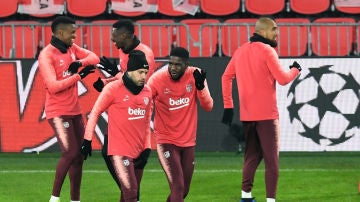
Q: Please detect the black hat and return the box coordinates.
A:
[127,50,149,72]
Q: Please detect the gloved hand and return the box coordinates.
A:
[134,148,151,169]
[99,56,120,76]
[93,77,104,92]
[67,61,82,74]
[80,139,92,160]
[221,108,234,126]
[289,61,302,72]
[79,65,95,79]
[193,69,206,90]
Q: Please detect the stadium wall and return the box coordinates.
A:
[0,57,359,153]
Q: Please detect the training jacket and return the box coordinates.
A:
[222,41,300,121]
[84,79,152,158]
[38,43,99,119]
[147,66,213,147]
[103,42,156,84]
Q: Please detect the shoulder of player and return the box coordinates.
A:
[142,85,152,94]
[149,67,167,80]
[135,43,155,58]
[186,66,200,74]
[102,79,124,92]
[69,43,81,49]
[38,45,59,62]
[252,41,274,52]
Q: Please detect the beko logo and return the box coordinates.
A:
[128,107,145,120]
[168,98,190,110]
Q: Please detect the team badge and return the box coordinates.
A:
[123,95,129,101]
[144,97,149,105]
[164,88,171,94]
[186,84,192,92]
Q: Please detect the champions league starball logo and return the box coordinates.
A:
[287,65,360,146]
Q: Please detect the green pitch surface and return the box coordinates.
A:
[0,152,359,202]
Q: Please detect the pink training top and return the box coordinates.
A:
[101,42,156,149]
[84,79,152,158]
[38,43,100,119]
[102,43,156,85]
[147,66,213,147]
[119,43,156,82]
[222,41,300,121]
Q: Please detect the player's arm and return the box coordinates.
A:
[145,50,156,81]
[221,58,236,109]
[84,85,114,141]
[146,74,159,99]
[38,53,81,94]
[221,57,236,125]
[266,48,300,86]
[193,68,213,112]
[73,44,100,66]
[93,72,124,92]
[80,84,114,159]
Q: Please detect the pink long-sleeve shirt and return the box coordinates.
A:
[102,43,156,84]
[38,43,100,119]
[100,43,156,149]
[147,66,213,147]
[222,41,300,121]
[84,79,152,157]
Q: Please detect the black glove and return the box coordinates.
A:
[93,77,104,92]
[289,61,302,72]
[80,139,92,160]
[67,61,82,74]
[99,56,120,76]
[134,148,151,169]
[193,69,206,90]
[222,108,234,126]
[78,65,95,79]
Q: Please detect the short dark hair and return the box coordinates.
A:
[170,47,189,59]
[112,19,135,34]
[51,16,75,33]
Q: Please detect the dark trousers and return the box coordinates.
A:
[241,119,279,199]
[48,114,84,201]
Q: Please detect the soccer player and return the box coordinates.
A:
[147,47,213,202]
[221,17,302,202]
[92,19,156,201]
[80,50,152,202]
[37,16,100,202]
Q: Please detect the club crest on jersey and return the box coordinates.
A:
[164,88,171,94]
[186,84,192,92]
[144,97,149,105]
[59,59,64,67]
[123,95,129,101]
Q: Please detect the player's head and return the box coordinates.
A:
[111,19,135,50]
[126,50,149,86]
[51,16,76,46]
[168,47,189,81]
[255,17,278,44]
